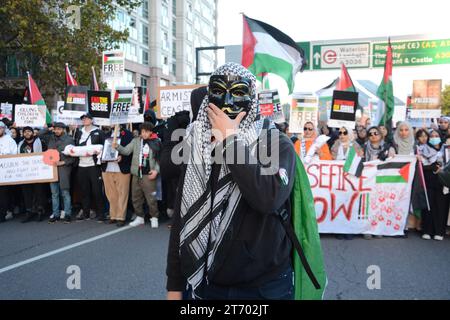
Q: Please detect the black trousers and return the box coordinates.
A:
[422,187,449,237]
[77,166,104,217]
[0,186,10,220]
[21,184,46,214]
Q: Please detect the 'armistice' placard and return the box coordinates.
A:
[88,91,111,126]
[157,85,203,118]
[328,90,358,128]
[0,152,58,186]
[14,104,46,128]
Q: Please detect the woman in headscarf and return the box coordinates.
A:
[293,121,332,162]
[393,122,415,155]
[416,129,447,241]
[319,125,338,149]
[166,63,297,300]
[364,126,396,162]
[331,126,362,160]
[355,125,367,148]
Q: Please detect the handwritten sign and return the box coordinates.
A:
[157,85,203,119]
[0,152,58,186]
[14,104,46,128]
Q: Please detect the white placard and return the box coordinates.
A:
[0,153,58,186]
[14,104,46,128]
[157,85,203,119]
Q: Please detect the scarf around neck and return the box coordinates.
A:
[179,63,263,296]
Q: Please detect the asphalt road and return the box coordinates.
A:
[0,217,449,300]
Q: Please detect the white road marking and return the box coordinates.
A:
[0,225,135,275]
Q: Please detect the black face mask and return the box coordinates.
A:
[208,75,253,119]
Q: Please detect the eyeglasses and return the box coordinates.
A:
[303,127,314,131]
[368,132,379,137]
[338,131,348,136]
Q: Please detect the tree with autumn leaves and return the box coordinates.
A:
[0,0,141,100]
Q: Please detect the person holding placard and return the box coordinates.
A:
[101,125,133,228]
[73,113,106,221]
[40,122,76,224]
[112,122,160,228]
[0,122,18,223]
[18,126,47,223]
[292,122,332,161]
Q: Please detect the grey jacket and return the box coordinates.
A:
[39,129,75,189]
[117,137,160,177]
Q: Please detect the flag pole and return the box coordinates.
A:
[416,148,431,211]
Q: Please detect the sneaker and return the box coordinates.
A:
[422,234,431,240]
[166,208,174,218]
[116,221,126,228]
[433,235,444,241]
[48,215,59,224]
[5,211,13,221]
[106,219,117,224]
[363,234,373,240]
[89,210,96,220]
[150,217,159,229]
[60,210,65,219]
[64,216,72,224]
[129,216,145,227]
[76,210,85,221]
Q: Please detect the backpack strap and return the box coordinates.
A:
[277,208,321,289]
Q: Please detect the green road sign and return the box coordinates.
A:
[296,42,311,69]
[312,42,370,70]
[372,39,450,67]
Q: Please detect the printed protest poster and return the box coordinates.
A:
[328,90,358,128]
[289,93,318,133]
[63,86,88,123]
[305,155,416,236]
[157,85,203,119]
[0,103,13,121]
[56,101,81,125]
[411,79,442,119]
[102,51,125,84]
[14,104,46,127]
[258,90,285,123]
[0,151,58,186]
[110,87,143,125]
[101,138,120,162]
[88,91,111,126]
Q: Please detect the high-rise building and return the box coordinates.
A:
[111,0,218,101]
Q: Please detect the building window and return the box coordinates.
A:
[142,25,149,46]
[141,77,148,94]
[142,50,149,65]
[142,0,149,19]
[171,62,176,75]
[126,71,135,85]
[172,40,177,59]
[172,18,176,37]
[162,31,169,51]
[161,5,169,27]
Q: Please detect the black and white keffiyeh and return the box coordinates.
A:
[179,63,263,295]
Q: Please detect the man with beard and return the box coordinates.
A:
[166,63,296,300]
[0,122,18,223]
[40,122,76,223]
[18,126,46,222]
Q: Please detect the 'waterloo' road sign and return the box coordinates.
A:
[312,42,370,70]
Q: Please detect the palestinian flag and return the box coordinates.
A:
[376,162,410,183]
[292,155,327,300]
[343,145,363,177]
[144,89,150,112]
[242,15,306,94]
[336,63,356,92]
[103,52,124,64]
[113,88,133,103]
[27,72,52,125]
[376,38,394,127]
[65,63,78,87]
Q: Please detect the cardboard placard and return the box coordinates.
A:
[14,104,46,128]
[110,87,143,125]
[88,91,111,126]
[328,90,358,128]
[102,51,125,83]
[157,85,204,119]
[0,102,13,121]
[64,86,89,122]
[258,89,285,123]
[289,94,319,133]
[0,152,58,186]
[411,79,442,119]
